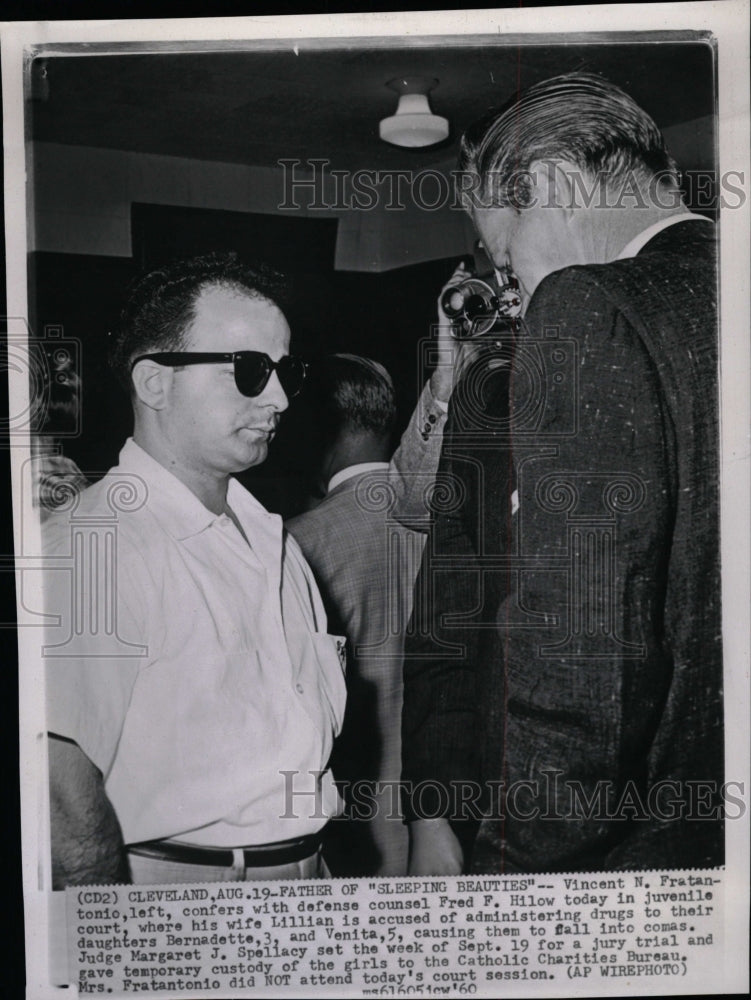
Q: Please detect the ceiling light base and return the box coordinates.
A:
[379,76,448,149]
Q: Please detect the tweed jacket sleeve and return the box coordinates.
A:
[388,382,449,530]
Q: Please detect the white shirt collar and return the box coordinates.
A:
[327,462,389,495]
[118,437,277,541]
[616,212,709,260]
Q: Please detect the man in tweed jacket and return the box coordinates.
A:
[288,352,453,875]
[402,73,723,874]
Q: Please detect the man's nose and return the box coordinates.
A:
[260,370,290,413]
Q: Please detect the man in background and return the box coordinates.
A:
[287,336,455,875]
[44,251,346,886]
[402,72,723,874]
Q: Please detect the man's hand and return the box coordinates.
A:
[49,735,129,888]
[407,817,464,875]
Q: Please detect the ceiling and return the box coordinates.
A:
[30,38,716,172]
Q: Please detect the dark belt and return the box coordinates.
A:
[128,832,323,869]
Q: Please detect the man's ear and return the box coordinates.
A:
[528,158,580,217]
[131,360,172,411]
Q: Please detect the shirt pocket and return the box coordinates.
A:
[310,632,348,736]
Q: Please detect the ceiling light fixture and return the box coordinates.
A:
[379,76,449,148]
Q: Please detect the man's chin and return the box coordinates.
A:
[229,443,269,474]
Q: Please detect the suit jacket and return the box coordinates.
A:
[287,383,447,875]
[402,219,723,872]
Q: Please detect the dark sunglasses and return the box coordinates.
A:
[131,351,308,399]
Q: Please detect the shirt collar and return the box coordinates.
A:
[116,438,275,541]
[327,462,390,495]
[615,212,709,260]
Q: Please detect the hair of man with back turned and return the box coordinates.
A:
[458,71,680,210]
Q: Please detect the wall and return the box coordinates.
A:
[30,114,715,271]
[30,142,476,271]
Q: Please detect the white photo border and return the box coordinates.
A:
[3,4,748,997]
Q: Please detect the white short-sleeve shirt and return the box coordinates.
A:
[43,439,346,847]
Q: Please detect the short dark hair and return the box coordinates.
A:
[458,72,679,208]
[111,251,289,391]
[311,354,396,443]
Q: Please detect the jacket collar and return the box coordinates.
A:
[326,461,390,495]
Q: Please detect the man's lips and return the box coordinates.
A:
[240,425,277,435]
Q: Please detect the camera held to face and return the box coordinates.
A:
[441,241,523,339]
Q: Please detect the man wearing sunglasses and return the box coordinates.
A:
[44,251,347,886]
